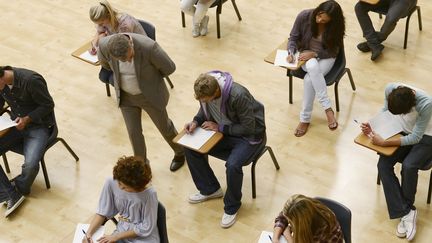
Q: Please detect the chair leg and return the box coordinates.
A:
[2,154,10,173]
[346,68,356,91]
[266,146,280,170]
[216,7,221,38]
[379,13,382,19]
[334,80,340,112]
[181,11,186,28]
[251,161,257,199]
[427,170,432,204]
[231,0,242,21]
[40,158,51,189]
[417,7,422,31]
[288,72,293,104]
[165,77,174,89]
[404,14,412,49]
[377,173,381,185]
[57,138,79,162]
[105,83,111,97]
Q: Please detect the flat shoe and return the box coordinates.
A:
[294,123,309,137]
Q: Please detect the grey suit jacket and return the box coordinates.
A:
[98,33,176,108]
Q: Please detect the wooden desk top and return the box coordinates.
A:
[173,128,223,154]
[71,41,100,66]
[354,133,402,156]
[0,128,9,137]
[264,40,304,70]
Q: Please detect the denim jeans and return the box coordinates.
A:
[0,166,20,202]
[378,135,432,219]
[185,135,259,215]
[0,126,50,195]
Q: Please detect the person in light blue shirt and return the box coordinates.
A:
[361,83,432,241]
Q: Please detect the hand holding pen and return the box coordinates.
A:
[286,49,295,63]
[82,229,92,243]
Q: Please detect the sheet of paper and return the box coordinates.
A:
[274,50,299,69]
[369,110,403,140]
[258,231,288,243]
[72,223,105,243]
[0,113,17,131]
[79,50,98,63]
[177,127,215,150]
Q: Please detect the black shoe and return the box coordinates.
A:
[371,44,384,61]
[170,155,185,172]
[357,41,371,52]
[5,193,25,217]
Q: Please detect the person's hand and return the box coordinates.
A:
[201,121,218,131]
[298,51,316,61]
[185,121,198,134]
[82,234,93,243]
[286,54,294,63]
[370,132,385,146]
[282,226,294,243]
[14,116,31,130]
[97,234,117,243]
[360,122,372,136]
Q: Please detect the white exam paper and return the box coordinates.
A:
[258,231,288,243]
[0,113,17,131]
[369,110,403,140]
[72,223,105,243]
[177,127,215,150]
[79,50,98,63]
[274,50,299,69]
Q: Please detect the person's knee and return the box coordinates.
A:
[305,60,320,75]
[377,158,394,172]
[225,162,243,174]
[180,1,194,14]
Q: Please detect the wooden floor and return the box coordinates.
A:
[1,0,431,242]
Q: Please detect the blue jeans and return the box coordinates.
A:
[0,165,20,202]
[378,135,432,219]
[185,136,259,215]
[0,127,50,195]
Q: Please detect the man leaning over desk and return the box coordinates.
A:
[360,83,432,241]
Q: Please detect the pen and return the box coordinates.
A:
[353,119,360,124]
[82,229,90,243]
[268,235,272,241]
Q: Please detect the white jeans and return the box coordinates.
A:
[180,0,216,25]
[300,57,336,123]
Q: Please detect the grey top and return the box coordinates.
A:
[207,72,233,126]
[97,178,160,243]
[383,83,432,146]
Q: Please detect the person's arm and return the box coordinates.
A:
[96,230,137,243]
[287,10,307,56]
[220,91,257,136]
[273,213,288,243]
[401,102,432,146]
[149,42,176,77]
[25,73,54,127]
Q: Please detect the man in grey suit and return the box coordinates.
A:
[97,33,185,171]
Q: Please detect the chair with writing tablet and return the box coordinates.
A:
[181,0,242,39]
[377,160,432,204]
[287,46,356,112]
[315,197,352,243]
[375,4,422,49]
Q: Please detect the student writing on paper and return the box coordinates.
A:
[184,71,265,228]
[0,66,55,196]
[359,83,432,241]
[89,0,146,86]
[272,194,343,243]
[287,1,345,137]
[84,156,159,243]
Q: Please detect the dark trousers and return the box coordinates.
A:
[378,135,432,219]
[355,0,417,45]
[185,136,258,215]
[0,165,20,202]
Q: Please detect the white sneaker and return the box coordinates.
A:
[188,188,223,204]
[396,219,406,238]
[401,209,417,241]
[200,15,210,36]
[192,24,200,38]
[220,212,237,228]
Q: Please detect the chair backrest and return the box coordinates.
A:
[315,197,352,243]
[138,19,156,41]
[157,202,169,243]
[210,0,228,8]
[324,46,346,86]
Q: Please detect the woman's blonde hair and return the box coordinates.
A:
[89,0,119,30]
[282,194,338,243]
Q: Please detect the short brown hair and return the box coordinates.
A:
[194,73,219,100]
[388,86,416,115]
[113,156,152,191]
[107,34,130,59]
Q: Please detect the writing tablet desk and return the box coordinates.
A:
[354,133,402,156]
[0,128,9,137]
[173,129,223,154]
[71,41,100,66]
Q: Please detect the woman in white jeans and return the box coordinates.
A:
[287,0,346,137]
[181,0,217,37]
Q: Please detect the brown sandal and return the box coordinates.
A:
[294,122,310,137]
[325,108,338,131]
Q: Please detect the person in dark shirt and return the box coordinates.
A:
[0,66,55,196]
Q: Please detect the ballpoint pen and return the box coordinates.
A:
[268,235,273,242]
[82,229,90,243]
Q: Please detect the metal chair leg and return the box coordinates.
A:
[266,146,280,170]
[57,138,79,162]
[105,83,111,97]
[181,11,186,27]
[334,80,340,112]
[417,6,422,31]
[231,0,242,21]
[40,158,51,189]
[2,154,10,173]
[288,73,293,104]
[251,161,257,199]
[165,77,174,89]
[427,170,432,204]
[346,68,356,91]
[404,13,412,49]
[377,173,381,185]
[216,6,221,38]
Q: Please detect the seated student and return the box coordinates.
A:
[184,71,265,228]
[287,0,345,137]
[180,0,216,37]
[89,0,145,85]
[83,156,159,243]
[0,66,55,196]
[360,83,432,241]
[0,166,25,217]
[272,194,343,243]
[355,0,418,61]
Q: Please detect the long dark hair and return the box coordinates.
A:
[311,0,345,53]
